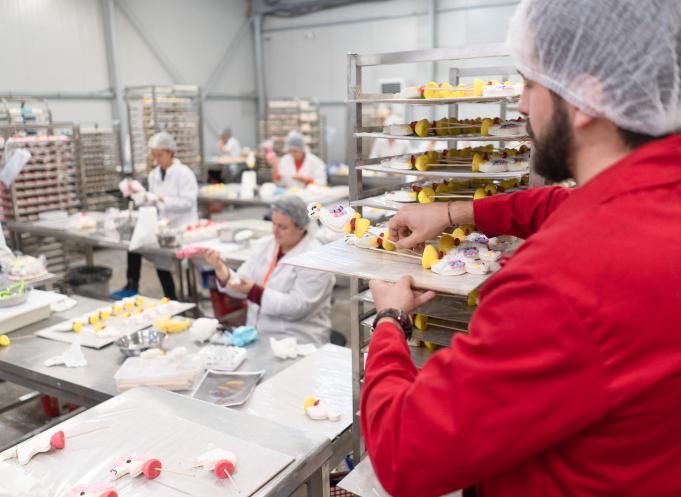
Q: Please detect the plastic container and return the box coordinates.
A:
[66,266,112,297]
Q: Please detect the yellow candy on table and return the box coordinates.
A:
[435,183,449,195]
[414,314,428,331]
[135,296,145,307]
[484,184,498,195]
[111,304,122,316]
[447,118,461,135]
[147,302,156,310]
[94,323,105,333]
[421,244,440,269]
[99,310,110,321]
[160,297,171,305]
[135,307,144,315]
[123,301,134,310]
[303,396,318,410]
[468,289,481,307]
[424,341,440,351]
[71,321,83,333]
[438,82,453,98]
[381,232,396,251]
[417,187,435,204]
[88,315,99,325]
[438,234,456,253]
[474,188,488,200]
[0,335,10,347]
[506,148,518,157]
[435,117,449,136]
[414,118,431,138]
[426,151,440,162]
[353,218,371,238]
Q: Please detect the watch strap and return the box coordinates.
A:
[372,308,413,340]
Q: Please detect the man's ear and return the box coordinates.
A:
[574,108,595,130]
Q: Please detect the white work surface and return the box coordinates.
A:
[238,344,352,441]
[0,290,67,334]
[339,457,462,497]
[285,239,488,296]
[1,388,302,497]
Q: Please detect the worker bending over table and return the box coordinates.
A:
[267,131,327,187]
[361,1,681,496]
[203,196,334,346]
[112,131,198,300]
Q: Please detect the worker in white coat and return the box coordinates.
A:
[112,131,198,300]
[203,196,334,346]
[269,131,327,187]
[216,127,242,158]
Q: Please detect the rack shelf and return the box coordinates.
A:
[357,164,527,180]
[354,131,529,142]
[349,95,520,106]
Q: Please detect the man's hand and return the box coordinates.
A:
[203,249,230,283]
[389,201,474,249]
[369,276,436,315]
[228,276,254,295]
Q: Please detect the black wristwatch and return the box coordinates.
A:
[372,308,413,340]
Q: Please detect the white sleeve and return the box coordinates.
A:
[310,157,328,186]
[216,268,248,299]
[228,138,242,157]
[260,268,334,320]
[161,169,198,212]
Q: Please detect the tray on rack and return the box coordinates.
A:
[358,164,527,180]
[354,131,529,142]
[355,288,476,323]
[284,239,489,296]
[348,94,520,105]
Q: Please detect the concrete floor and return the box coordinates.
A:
[0,205,352,451]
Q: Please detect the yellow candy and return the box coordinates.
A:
[99,310,110,321]
[94,323,105,333]
[473,188,487,200]
[438,234,456,253]
[451,227,467,240]
[124,301,134,310]
[484,184,497,195]
[135,307,144,315]
[468,289,481,307]
[0,335,10,347]
[473,79,485,97]
[414,118,431,138]
[417,187,435,204]
[424,341,440,351]
[480,118,493,136]
[422,81,439,99]
[435,117,449,136]
[438,82,453,98]
[414,314,428,331]
[135,296,145,307]
[147,303,156,310]
[421,244,440,269]
[88,315,99,325]
[111,304,122,316]
[303,396,318,410]
[381,231,396,251]
[72,321,83,333]
[471,153,483,172]
[354,218,371,238]
[414,154,430,172]
[160,297,171,305]
[435,183,449,194]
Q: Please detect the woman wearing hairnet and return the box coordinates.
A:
[360,1,681,496]
[202,196,334,346]
[113,131,198,300]
[267,131,327,187]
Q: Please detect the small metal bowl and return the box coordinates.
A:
[115,328,166,357]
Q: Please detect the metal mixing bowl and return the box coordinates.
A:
[115,328,166,357]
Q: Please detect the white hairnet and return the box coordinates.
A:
[285,131,305,151]
[148,131,177,152]
[508,0,681,136]
[221,127,232,136]
[271,196,310,228]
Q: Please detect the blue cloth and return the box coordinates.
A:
[230,326,258,347]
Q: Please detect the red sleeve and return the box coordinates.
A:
[246,284,264,305]
[360,267,610,497]
[473,186,573,238]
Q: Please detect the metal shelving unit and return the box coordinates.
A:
[0,98,52,125]
[0,122,85,278]
[263,98,325,161]
[125,85,203,179]
[79,124,122,210]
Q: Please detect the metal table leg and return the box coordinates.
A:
[306,462,330,497]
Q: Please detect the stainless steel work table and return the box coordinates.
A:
[2,387,334,497]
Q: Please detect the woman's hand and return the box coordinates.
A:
[228,276,254,295]
[203,249,230,283]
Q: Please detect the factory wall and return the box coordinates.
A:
[262,0,519,164]
[0,0,256,162]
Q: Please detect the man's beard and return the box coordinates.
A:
[527,94,575,183]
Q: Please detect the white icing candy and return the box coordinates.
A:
[394,86,422,99]
[466,232,489,245]
[430,258,466,276]
[507,159,530,171]
[479,158,509,173]
[384,190,417,203]
[109,455,147,480]
[488,120,527,137]
[191,448,238,469]
[318,204,356,232]
[479,250,502,263]
[383,124,413,136]
[386,156,413,170]
[68,482,117,497]
[488,235,517,253]
[465,260,490,275]
[456,246,481,262]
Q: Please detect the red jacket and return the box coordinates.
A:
[361,134,681,497]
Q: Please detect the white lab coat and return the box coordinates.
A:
[220,137,242,157]
[148,158,199,230]
[369,137,414,158]
[218,233,335,346]
[277,152,327,187]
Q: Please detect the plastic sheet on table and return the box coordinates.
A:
[0,398,294,497]
[192,370,265,407]
[240,344,352,441]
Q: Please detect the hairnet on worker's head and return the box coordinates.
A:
[285,131,305,151]
[221,127,232,136]
[271,196,310,228]
[148,131,177,152]
[507,0,681,136]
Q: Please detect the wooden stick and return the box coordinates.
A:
[419,322,466,332]
[363,246,422,260]
[157,467,197,477]
[68,425,109,439]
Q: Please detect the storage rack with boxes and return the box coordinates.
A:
[264,98,325,160]
[79,124,122,210]
[285,44,535,464]
[0,97,52,125]
[0,122,85,278]
[125,85,204,179]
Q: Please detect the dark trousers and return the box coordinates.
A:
[127,252,177,300]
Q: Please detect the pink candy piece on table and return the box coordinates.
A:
[50,430,66,450]
[214,459,236,479]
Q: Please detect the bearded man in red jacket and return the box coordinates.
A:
[361,1,681,496]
